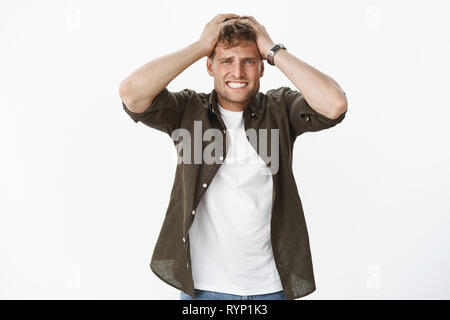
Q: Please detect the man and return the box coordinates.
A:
[119,14,347,300]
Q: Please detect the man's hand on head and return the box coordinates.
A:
[198,14,276,60]
[238,16,276,60]
[198,13,241,57]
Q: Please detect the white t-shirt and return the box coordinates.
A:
[188,102,283,295]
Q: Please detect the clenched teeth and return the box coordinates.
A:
[227,81,248,88]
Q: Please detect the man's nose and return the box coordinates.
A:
[231,62,245,77]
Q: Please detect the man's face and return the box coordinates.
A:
[207,40,264,111]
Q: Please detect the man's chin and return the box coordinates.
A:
[221,93,252,104]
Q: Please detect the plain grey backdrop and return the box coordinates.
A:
[1,0,449,299]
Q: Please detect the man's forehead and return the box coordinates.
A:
[215,42,260,59]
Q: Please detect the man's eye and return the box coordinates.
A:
[222,60,254,64]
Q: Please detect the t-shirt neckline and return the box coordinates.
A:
[218,103,243,116]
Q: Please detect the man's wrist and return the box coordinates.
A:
[262,42,276,60]
[267,43,287,66]
[192,41,210,58]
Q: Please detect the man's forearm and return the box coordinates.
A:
[274,49,347,119]
[119,41,208,113]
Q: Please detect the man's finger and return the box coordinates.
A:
[223,17,241,24]
[212,13,237,23]
[223,16,240,22]
[221,13,239,18]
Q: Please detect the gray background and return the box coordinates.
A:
[1,0,449,299]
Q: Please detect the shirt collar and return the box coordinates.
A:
[208,88,262,118]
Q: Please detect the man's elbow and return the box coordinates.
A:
[119,79,132,102]
[328,106,347,120]
[119,80,139,113]
[328,95,348,119]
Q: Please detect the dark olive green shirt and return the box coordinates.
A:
[122,86,346,299]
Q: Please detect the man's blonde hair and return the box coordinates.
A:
[209,19,258,60]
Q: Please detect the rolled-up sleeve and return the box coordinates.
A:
[282,86,347,138]
[122,87,195,136]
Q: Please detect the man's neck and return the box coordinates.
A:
[217,96,249,112]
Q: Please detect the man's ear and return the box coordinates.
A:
[206,57,214,77]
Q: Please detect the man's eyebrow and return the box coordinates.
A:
[218,56,259,61]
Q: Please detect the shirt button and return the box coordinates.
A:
[219,156,224,161]
[191,209,196,215]
[182,237,186,243]
[251,112,255,117]
[202,183,207,188]
[300,114,310,122]
[186,262,190,269]
[223,129,226,134]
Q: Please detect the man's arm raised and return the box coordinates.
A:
[118,41,207,114]
[118,13,241,114]
[240,16,348,119]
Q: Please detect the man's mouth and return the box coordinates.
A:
[226,81,248,89]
